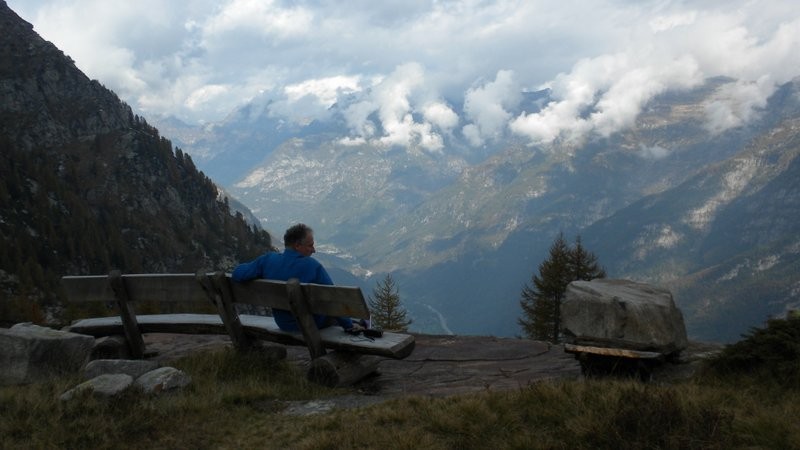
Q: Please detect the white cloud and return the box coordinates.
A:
[590,55,701,137]
[704,77,773,134]
[7,0,800,147]
[284,76,361,107]
[649,11,697,33]
[337,63,446,152]
[510,7,799,146]
[462,70,520,145]
[185,84,230,110]
[639,145,670,160]
[203,0,313,40]
[422,102,459,132]
[462,124,483,148]
[258,75,364,123]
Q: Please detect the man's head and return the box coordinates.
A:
[284,223,315,256]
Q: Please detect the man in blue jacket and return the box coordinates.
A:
[231,223,361,333]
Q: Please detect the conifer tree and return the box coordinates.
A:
[519,233,605,342]
[368,273,411,331]
[519,233,570,341]
[569,235,606,281]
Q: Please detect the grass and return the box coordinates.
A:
[3,316,800,449]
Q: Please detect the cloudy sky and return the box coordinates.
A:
[8,0,800,149]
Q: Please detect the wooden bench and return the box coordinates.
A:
[564,343,665,380]
[61,271,415,386]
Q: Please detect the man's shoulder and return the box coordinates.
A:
[297,255,325,268]
[251,251,287,270]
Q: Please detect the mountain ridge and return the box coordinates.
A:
[0,1,273,323]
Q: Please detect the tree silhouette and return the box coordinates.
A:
[519,233,605,342]
[368,273,411,331]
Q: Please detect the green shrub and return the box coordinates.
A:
[704,313,800,386]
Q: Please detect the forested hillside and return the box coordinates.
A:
[0,2,272,323]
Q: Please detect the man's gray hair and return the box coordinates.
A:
[284,223,312,247]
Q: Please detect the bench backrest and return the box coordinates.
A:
[61,273,370,319]
[62,273,209,304]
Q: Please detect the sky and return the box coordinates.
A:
[8,0,800,150]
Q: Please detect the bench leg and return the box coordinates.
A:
[286,278,326,359]
[109,270,145,359]
[198,271,253,352]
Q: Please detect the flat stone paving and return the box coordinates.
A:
[144,333,582,397]
[142,333,717,415]
[355,335,582,397]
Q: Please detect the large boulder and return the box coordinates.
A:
[561,279,688,354]
[0,323,94,385]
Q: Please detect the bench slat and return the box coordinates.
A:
[304,284,370,319]
[564,343,663,359]
[66,314,415,359]
[62,274,210,304]
[229,279,370,319]
[227,279,289,308]
[61,275,114,302]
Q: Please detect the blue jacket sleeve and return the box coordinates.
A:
[336,316,354,329]
[231,255,264,282]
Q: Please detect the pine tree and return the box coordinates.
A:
[519,233,605,342]
[569,235,606,281]
[368,273,411,331]
[518,233,570,341]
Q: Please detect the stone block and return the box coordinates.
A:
[0,323,94,385]
[60,373,133,401]
[90,335,131,360]
[561,279,688,354]
[84,359,159,380]
[134,367,191,394]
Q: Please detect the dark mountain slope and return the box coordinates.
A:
[0,1,272,323]
[581,102,800,341]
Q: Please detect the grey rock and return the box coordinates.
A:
[283,399,336,416]
[0,323,94,385]
[84,359,159,380]
[134,367,191,394]
[283,395,385,416]
[90,335,131,360]
[60,373,133,401]
[561,279,688,354]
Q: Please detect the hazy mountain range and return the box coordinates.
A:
[155,75,800,342]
